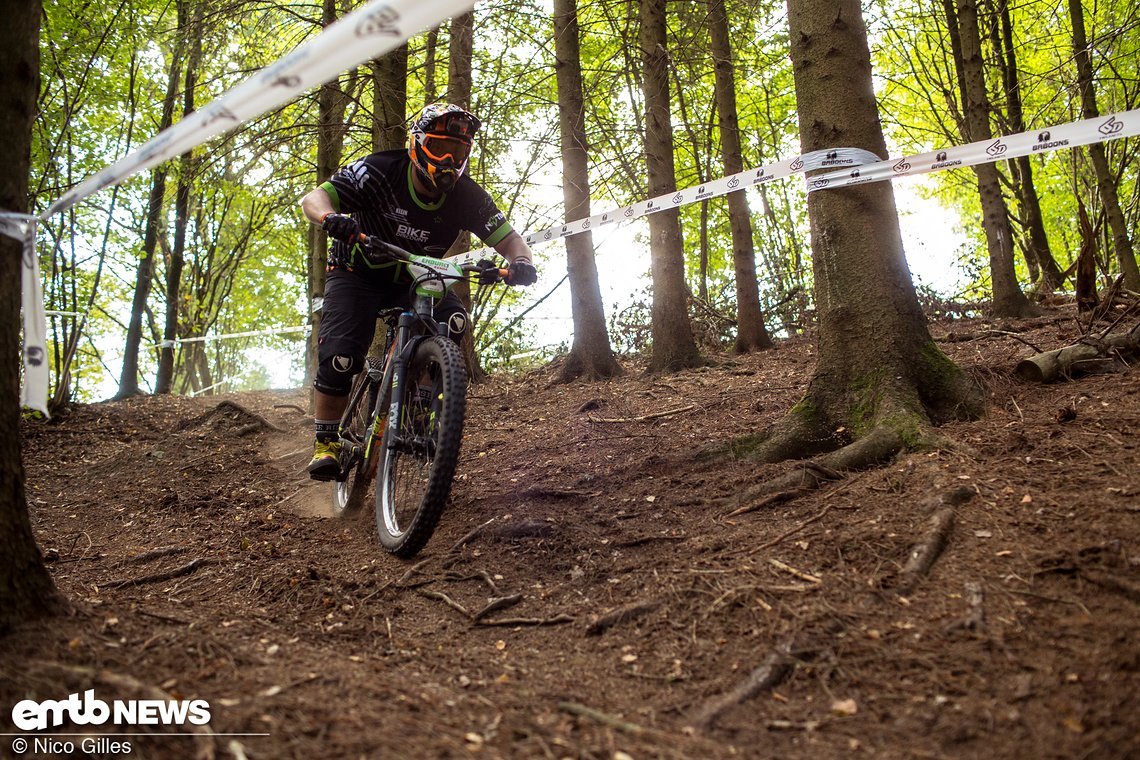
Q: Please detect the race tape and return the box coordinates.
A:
[460,108,1139,264]
[152,325,307,348]
[1,211,49,416]
[805,110,1140,192]
[45,0,476,219]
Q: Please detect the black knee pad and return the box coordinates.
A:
[314,352,362,396]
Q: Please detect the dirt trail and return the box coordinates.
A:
[4,311,1139,759]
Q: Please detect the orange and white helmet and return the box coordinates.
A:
[409,103,481,193]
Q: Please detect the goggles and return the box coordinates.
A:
[421,134,472,165]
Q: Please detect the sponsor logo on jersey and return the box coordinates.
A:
[397,224,430,243]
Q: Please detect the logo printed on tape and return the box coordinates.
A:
[790,158,804,171]
[356,5,401,37]
[986,139,1008,156]
[893,158,911,174]
[1099,116,1124,136]
[811,179,830,189]
[932,150,963,170]
[727,177,739,189]
[1033,129,1069,151]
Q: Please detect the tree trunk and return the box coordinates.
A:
[993,0,1064,291]
[952,0,1036,317]
[157,0,202,394]
[640,0,701,372]
[372,44,408,153]
[307,0,349,403]
[446,10,486,380]
[424,27,440,104]
[116,34,183,398]
[709,0,772,353]
[0,0,64,631]
[552,0,622,383]
[734,0,982,465]
[1069,0,1140,291]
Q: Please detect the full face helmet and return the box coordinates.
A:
[408,103,481,193]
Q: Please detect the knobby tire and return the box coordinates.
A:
[376,336,468,557]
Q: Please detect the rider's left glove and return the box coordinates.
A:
[507,260,538,287]
[321,213,360,243]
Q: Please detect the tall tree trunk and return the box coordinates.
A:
[992,0,1064,291]
[553,0,621,383]
[952,0,1036,317]
[157,0,202,394]
[1069,0,1140,291]
[307,0,349,401]
[0,0,64,631]
[709,0,773,352]
[116,35,183,398]
[424,27,440,104]
[641,0,701,372]
[446,10,486,380]
[372,44,408,152]
[735,0,981,465]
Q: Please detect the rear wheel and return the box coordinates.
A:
[333,359,382,516]
[376,336,468,557]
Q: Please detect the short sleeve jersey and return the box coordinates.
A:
[321,149,513,282]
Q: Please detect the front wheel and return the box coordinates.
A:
[376,336,468,557]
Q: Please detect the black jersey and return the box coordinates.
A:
[321,149,513,281]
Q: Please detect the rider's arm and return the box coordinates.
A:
[300,186,338,225]
[493,231,533,266]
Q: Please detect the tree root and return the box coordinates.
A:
[100,558,218,589]
[585,598,663,636]
[688,640,797,731]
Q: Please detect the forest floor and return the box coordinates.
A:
[3,303,1139,760]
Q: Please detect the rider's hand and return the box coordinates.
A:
[321,213,360,243]
[475,259,501,286]
[507,260,538,287]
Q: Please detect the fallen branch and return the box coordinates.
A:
[100,558,218,589]
[896,507,955,596]
[727,490,803,517]
[559,701,654,737]
[688,643,796,731]
[474,613,574,627]
[588,404,696,424]
[585,598,663,636]
[119,545,191,566]
[472,594,523,621]
[1015,322,1140,383]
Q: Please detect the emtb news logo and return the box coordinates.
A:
[11,689,211,731]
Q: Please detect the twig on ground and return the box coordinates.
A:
[768,559,821,584]
[727,490,803,517]
[449,517,496,552]
[558,701,654,737]
[395,558,434,587]
[472,595,523,621]
[588,404,696,424]
[119,545,191,565]
[418,590,470,617]
[896,507,955,596]
[748,506,834,556]
[585,598,663,636]
[101,558,218,589]
[688,643,796,731]
[474,613,574,627]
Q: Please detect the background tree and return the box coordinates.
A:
[731,0,982,469]
[1069,0,1140,292]
[949,0,1035,317]
[0,0,63,631]
[709,0,772,352]
[553,0,621,383]
[641,0,701,372]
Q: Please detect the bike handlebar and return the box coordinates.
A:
[353,233,510,284]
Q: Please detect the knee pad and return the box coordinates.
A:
[314,352,362,396]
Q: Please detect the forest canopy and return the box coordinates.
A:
[28,0,1140,405]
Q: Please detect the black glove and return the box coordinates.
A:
[321,213,360,243]
[475,259,501,286]
[507,260,538,287]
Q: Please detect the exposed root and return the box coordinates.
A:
[688,640,797,731]
[100,558,218,589]
[585,598,663,636]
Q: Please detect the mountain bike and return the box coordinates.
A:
[331,235,508,558]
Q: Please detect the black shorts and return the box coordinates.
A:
[314,269,468,396]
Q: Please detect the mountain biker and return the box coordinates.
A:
[300,103,538,481]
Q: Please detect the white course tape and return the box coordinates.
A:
[805,110,1140,192]
[0,211,49,416]
[45,0,476,219]
[461,109,1140,265]
[153,325,308,348]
